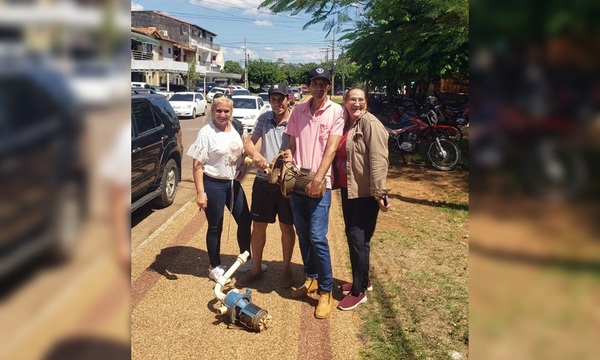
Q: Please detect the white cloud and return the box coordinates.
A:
[271,47,324,63]
[243,7,272,17]
[223,46,259,62]
[131,2,144,11]
[264,47,274,51]
[253,20,272,26]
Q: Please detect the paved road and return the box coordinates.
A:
[130,97,366,359]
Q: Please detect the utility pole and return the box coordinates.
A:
[341,47,345,94]
[244,38,249,88]
[331,35,335,97]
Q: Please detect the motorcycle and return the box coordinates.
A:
[385,109,462,171]
[388,105,463,142]
[427,95,470,127]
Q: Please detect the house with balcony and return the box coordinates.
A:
[131,27,197,86]
[131,10,240,88]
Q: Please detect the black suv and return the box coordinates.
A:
[1,55,87,277]
[131,93,183,212]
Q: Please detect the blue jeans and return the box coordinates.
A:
[289,189,333,292]
[203,176,251,268]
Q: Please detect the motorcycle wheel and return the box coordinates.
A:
[427,138,461,171]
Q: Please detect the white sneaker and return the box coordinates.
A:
[208,265,227,282]
[237,258,268,273]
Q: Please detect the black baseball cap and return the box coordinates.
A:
[268,83,289,96]
[308,67,331,84]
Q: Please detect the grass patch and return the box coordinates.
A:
[359,193,469,359]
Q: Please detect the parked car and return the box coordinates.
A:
[160,83,187,93]
[168,92,207,118]
[150,85,174,99]
[131,81,150,89]
[287,89,296,105]
[301,85,309,94]
[1,56,87,277]
[206,86,234,102]
[257,92,271,111]
[232,89,251,96]
[131,93,183,212]
[194,81,217,93]
[231,95,268,133]
[291,87,302,101]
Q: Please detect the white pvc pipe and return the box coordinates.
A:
[216,306,228,315]
[214,251,250,302]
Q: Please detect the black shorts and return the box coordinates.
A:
[250,177,293,225]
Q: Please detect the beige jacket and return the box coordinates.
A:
[342,111,389,199]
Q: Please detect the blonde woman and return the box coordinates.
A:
[187,95,252,281]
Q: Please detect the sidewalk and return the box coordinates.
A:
[131,172,364,360]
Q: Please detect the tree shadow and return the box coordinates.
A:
[390,193,469,211]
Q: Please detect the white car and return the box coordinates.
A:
[168,92,207,118]
[231,95,267,133]
[206,86,232,102]
[257,92,272,111]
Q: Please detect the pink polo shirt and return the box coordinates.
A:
[285,98,345,189]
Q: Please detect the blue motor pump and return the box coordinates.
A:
[214,252,272,332]
[222,288,271,332]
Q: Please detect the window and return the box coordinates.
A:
[169,93,193,102]
[232,98,257,110]
[132,100,159,134]
[152,98,179,125]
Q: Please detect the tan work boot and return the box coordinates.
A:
[314,291,334,319]
[291,277,318,298]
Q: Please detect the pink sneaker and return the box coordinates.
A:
[337,293,367,311]
[339,281,373,294]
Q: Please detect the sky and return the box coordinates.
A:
[131,0,350,65]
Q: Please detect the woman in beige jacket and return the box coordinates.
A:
[333,88,390,311]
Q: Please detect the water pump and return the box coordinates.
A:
[214,252,272,332]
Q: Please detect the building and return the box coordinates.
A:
[131,10,241,89]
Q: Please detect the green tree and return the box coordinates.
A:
[260,0,469,98]
[248,59,286,88]
[222,60,244,77]
[186,60,199,91]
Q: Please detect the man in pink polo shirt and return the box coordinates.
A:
[285,67,345,319]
